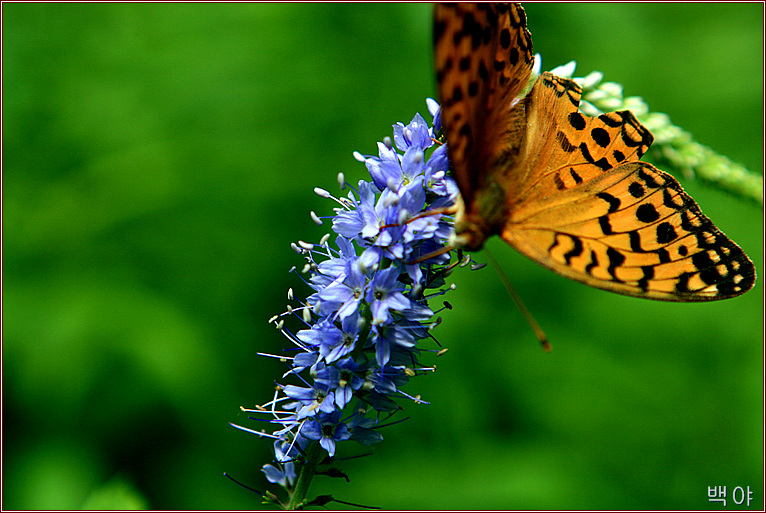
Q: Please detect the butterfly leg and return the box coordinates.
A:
[378,204,458,231]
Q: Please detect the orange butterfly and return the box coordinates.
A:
[434,3,755,301]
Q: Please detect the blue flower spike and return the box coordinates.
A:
[230,99,484,509]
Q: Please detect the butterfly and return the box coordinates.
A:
[433,3,755,301]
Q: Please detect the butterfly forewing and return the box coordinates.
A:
[434,2,755,301]
[434,3,534,206]
[512,73,653,208]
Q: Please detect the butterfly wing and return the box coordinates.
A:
[502,73,756,301]
[434,3,534,207]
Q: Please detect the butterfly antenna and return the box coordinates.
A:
[483,247,551,352]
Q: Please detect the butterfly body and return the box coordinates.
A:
[435,3,755,301]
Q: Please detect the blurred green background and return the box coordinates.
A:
[3,3,763,510]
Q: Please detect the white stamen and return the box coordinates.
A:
[287,288,294,300]
[314,187,331,198]
[302,263,311,274]
[383,136,393,150]
[290,242,302,254]
[337,171,346,189]
[268,315,279,323]
[302,308,312,323]
[310,211,323,225]
[352,152,365,162]
[298,240,314,250]
[319,233,330,245]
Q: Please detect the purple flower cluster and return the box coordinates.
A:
[231,100,467,494]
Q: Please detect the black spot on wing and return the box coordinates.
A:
[599,216,614,235]
[585,250,599,275]
[629,231,644,253]
[637,265,654,292]
[568,112,586,130]
[656,222,677,244]
[580,142,611,171]
[557,130,576,153]
[554,173,565,191]
[596,192,620,213]
[478,61,489,82]
[563,235,583,265]
[628,181,645,198]
[591,127,610,147]
[499,27,511,48]
[636,203,660,223]
[606,247,626,282]
[598,112,622,128]
[569,167,583,184]
[675,272,692,293]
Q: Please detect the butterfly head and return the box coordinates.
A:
[450,217,489,252]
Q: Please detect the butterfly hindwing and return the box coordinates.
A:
[503,160,756,301]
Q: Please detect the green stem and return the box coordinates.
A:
[286,442,322,510]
